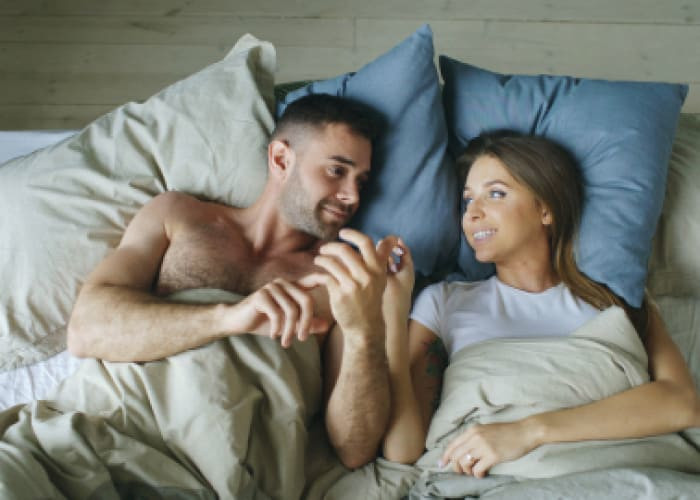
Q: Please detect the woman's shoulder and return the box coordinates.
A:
[419,276,490,301]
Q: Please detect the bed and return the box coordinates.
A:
[1,25,699,499]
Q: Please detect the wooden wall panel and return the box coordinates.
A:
[0,0,698,129]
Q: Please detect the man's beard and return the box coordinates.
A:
[280,170,350,241]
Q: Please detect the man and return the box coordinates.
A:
[67,94,400,469]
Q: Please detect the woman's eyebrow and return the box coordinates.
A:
[464,179,511,192]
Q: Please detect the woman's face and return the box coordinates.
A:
[462,154,552,267]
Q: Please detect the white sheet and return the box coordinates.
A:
[0,129,80,409]
[0,130,77,164]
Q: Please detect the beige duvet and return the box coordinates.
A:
[0,295,698,499]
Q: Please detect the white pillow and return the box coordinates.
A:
[0,34,275,371]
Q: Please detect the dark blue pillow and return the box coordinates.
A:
[277,25,460,280]
[440,55,688,307]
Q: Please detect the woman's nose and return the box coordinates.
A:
[465,198,483,219]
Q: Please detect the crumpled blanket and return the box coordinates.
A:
[331,306,700,499]
[0,289,346,499]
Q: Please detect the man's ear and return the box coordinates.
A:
[268,139,295,179]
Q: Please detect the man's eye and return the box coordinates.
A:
[328,166,345,177]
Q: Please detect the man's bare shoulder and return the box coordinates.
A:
[144,191,234,232]
[147,191,204,213]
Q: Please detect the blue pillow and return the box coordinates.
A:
[440,55,688,307]
[277,25,460,280]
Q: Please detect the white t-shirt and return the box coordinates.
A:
[410,276,600,358]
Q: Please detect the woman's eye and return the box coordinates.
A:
[489,190,506,199]
[463,195,473,206]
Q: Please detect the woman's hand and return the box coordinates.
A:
[382,237,414,323]
[440,420,540,478]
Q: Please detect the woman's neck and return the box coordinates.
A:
[495,261,559,293]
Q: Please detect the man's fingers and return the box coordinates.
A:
[309,317,330,334]
[338,228,384,272]
[254,290,282,339]
[313,255,354,291]
[265,281,299,347]
[318,242,371,285]
[277,280,316,342]
[297,272,327,289]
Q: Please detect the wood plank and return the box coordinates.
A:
[358,19,700,84]
[0,72,185,105]
[0,16,353,47]
[3,17,697,83]
[2,80,698,131]
[0,104,112,129]
[4,68,698,111]
[0,43,360,81]
[1,0,699,24]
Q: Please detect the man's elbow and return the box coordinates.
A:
[66,311,93,358]
[328,432,380,469]
[688,388,700,428]
[336,447,376,470]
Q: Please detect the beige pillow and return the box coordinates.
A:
[648,113,700,298]
[0,34,275,371]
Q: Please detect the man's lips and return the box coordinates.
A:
[322,204,350,221]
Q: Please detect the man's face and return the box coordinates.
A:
[280,123,372,240]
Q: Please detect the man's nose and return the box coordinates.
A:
[337,180,360,205]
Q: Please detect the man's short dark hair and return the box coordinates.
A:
[271,94,382,144]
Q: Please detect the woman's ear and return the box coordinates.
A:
[268,139,295,179]
[541,206,553,226]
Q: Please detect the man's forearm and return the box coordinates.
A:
[67,285,229,361]
[325,332,391,469]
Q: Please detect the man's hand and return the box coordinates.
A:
[301,228,400,336]
[231,278,330,348]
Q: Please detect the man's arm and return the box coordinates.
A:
[304,229,399,469]
[68,192,326,361]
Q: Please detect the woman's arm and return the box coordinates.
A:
[380,245,448,464]
[442,301,700,478]
[383,317,445,463]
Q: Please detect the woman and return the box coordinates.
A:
[382,133,700,477]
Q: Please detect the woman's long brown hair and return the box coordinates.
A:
[457,133,650,336]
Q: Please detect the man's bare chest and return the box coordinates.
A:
[155,221,315,296]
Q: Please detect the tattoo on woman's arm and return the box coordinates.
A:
[424,338,448,410]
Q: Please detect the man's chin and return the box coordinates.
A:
[318,224,343,241]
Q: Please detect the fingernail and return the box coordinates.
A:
[393,246,404,256]
[389,263,398,273]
